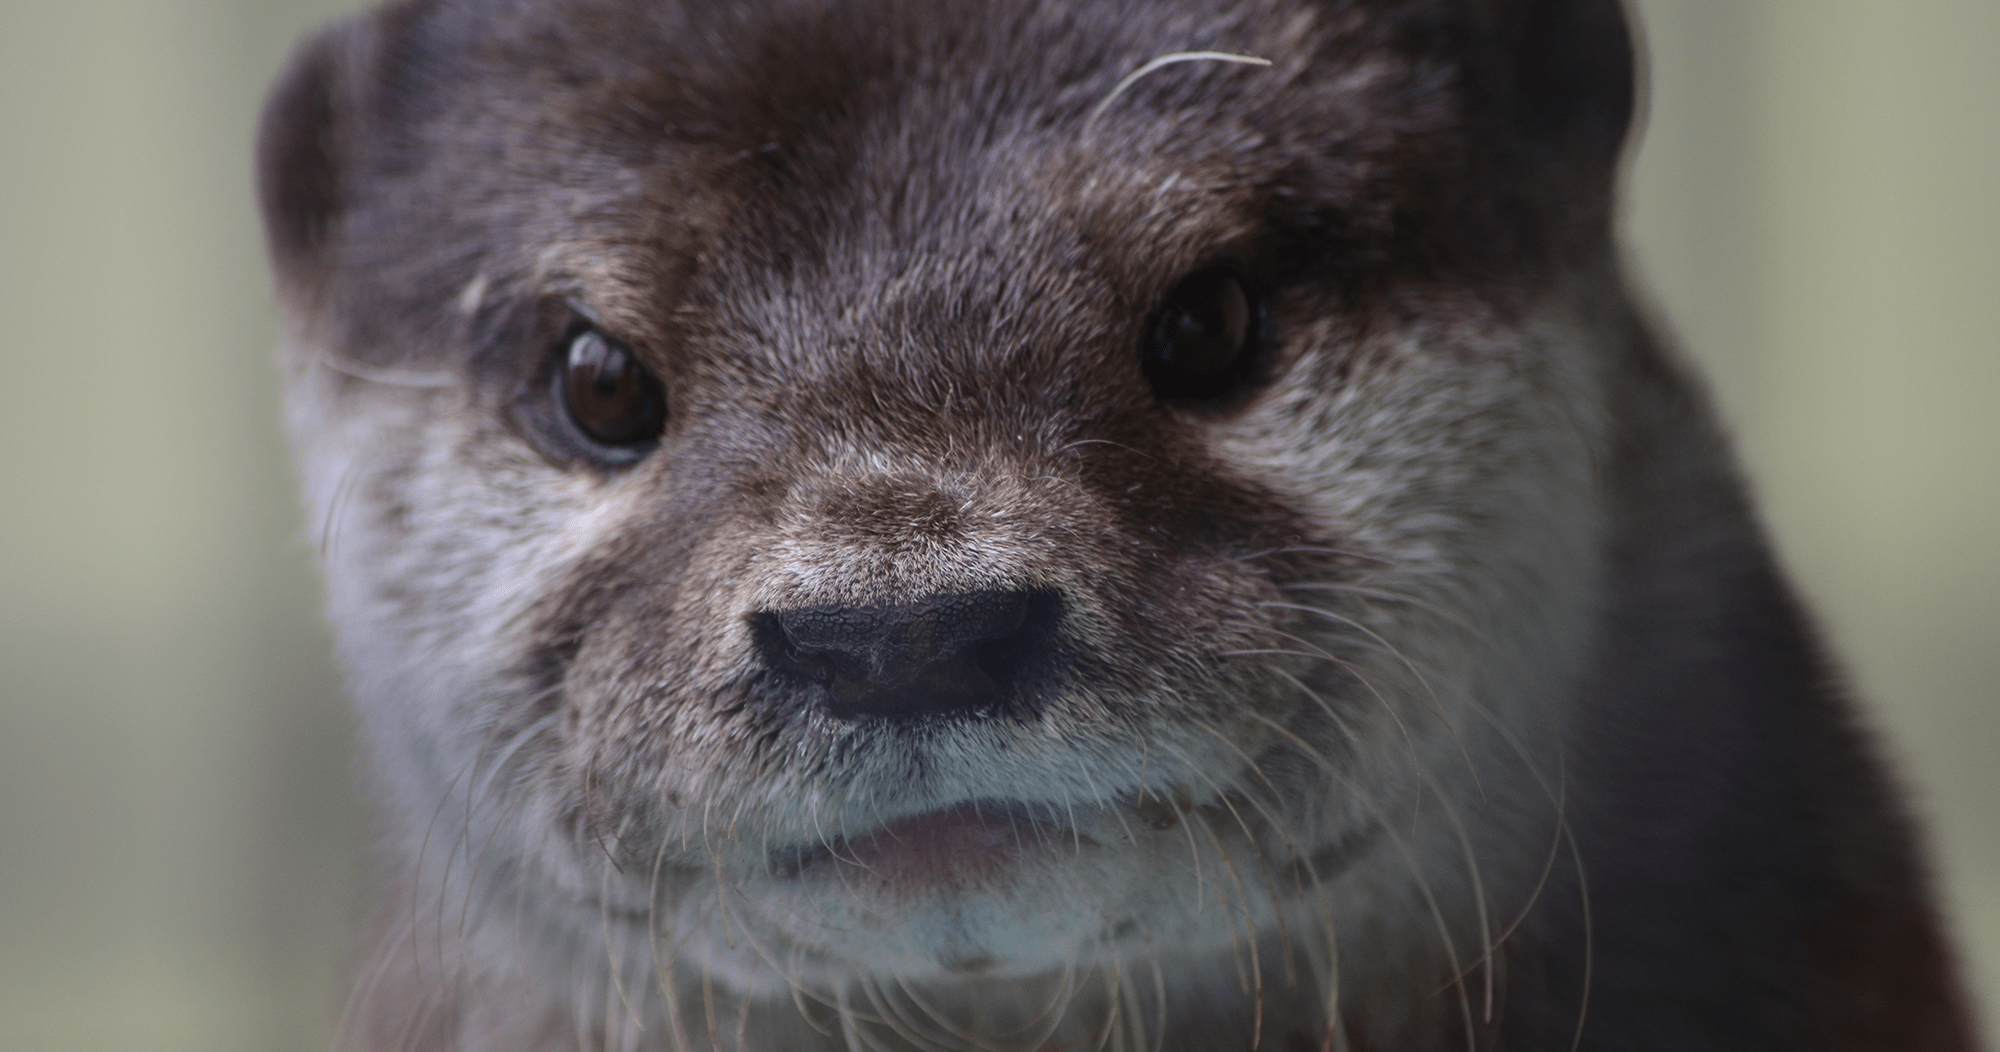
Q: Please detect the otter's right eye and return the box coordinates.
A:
[1141,266,1261,403]
[558,327,666,452]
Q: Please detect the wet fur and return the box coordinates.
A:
[258,0,1980,1049]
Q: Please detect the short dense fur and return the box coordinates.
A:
[258,0,1981,1049]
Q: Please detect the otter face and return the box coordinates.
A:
[262,0,1635,1040]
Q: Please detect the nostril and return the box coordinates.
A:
[751,611,846,688]
[753,590,1062,721]
[974,590,1061,686]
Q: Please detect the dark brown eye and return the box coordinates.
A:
[1141,267,1260,402]
[559,327,665,451]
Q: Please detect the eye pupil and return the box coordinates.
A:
[1142,268,1258,401]
[562,328,666,450]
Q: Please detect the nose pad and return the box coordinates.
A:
[754,590,1061,721]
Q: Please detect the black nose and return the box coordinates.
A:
[754,590,1061,721]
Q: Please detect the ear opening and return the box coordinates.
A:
[256,16,374,294]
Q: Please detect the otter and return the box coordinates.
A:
[256,0,1981,1049]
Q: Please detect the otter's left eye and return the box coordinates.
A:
[559,327,666,451]
[1141,267,1260,402]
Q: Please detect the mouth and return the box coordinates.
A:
[769,800,1104,893]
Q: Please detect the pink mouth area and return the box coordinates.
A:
[784,803,1090,895]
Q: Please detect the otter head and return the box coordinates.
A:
[259,0,1635,1042]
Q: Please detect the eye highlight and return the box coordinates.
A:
[1141,267,1261,402]
[558,326,666,455]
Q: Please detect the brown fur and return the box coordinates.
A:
[258,0,1980,1049]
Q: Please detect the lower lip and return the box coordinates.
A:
[788,803,1087,894]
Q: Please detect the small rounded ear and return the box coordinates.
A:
[1491,0,1638,165]
[256,16,375,294]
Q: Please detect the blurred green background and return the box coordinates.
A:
[0,1,1992,1048]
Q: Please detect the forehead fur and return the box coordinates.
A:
[284,0,1622,374]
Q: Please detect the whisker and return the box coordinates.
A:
[1250,621,1483,800]
[1271,585,1586,1017]
[1234,544,1395,568]
[313,346,457,387]
[1180,723,1307,984]
[1246,609,1513,1024]
[1152,740,1266,1003]
[1237,707,1479,1051]
[1144,941,1168,1052]
[1258,601,1484,798]
[598,848,646,1039]
[644,828,699,1052]
[1052,437,1159,462]
[1093,945,1124,1052]
[1084,50,1273,128]
[318,457,362,561]
[1567,823,1594,1052]
[890,973,1011,1052]
[859,974,955,1052]
[457,711,561,942]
